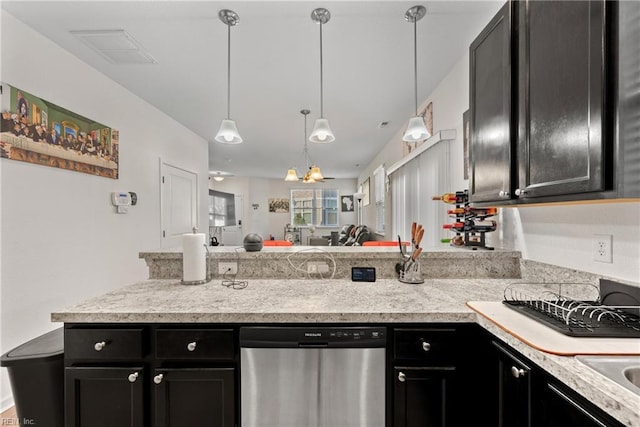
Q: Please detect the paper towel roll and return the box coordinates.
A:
[182,233,206,283]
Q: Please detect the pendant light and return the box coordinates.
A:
[215,9,243,144]
[402,5,431,142]
[309,8,335,144]
[284,109,325,182]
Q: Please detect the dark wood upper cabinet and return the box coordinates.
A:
[469,0,639,205]
[469,1,514,203]
[516,0,607,199]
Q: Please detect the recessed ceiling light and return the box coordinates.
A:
[70,29,158,65]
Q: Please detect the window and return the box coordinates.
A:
[209,190,236,227]
[373,165,386,234]
[291,188,338,227]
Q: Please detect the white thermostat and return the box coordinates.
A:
[111,192,132,206]
[111,192,132,214]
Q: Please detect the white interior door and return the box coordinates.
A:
[221,194,243,246]
[160,161,198,248]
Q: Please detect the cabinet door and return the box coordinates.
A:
[517,0,608,199]
[541,382,623,427]
[493,342,532,427]
[469,1,514,203]
[394,367,456,427]
[65,367,144,427]
[153,368,235,427]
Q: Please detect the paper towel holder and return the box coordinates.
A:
[181,244,211,285]
[181,228,212,286]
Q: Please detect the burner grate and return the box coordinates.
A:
[502,282,640,338]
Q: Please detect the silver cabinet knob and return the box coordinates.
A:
[511,366,526,378]
[154,374,164,384]
[515,188,526,197]
[422,341,431,352]
[94,341,106,351]
[398,372,406,382]
[499,190,510,198]
[128,372,139,383]
[187,341,197,352]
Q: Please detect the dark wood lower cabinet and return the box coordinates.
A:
[493,341,533,427]
[492,339,625,427]
[62,323,627,427]
[541,381,621,427]
[393,367,456,427]
[153,368,235,427]
[65,367,145,427]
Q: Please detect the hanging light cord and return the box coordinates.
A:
[319,21,324,118]
[413,17,418,116]
[226,24,231,120]
[303,113,311,169]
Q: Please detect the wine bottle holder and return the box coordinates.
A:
[439,189,496,251]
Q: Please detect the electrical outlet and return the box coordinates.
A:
[593,234,613,263]
[307,262,329,274]
[218,262,238,274]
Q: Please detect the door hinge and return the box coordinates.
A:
[162,230,166,238]
[0,85,3,95]
[162,176,165,184]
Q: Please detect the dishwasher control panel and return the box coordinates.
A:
[239,327,387,348]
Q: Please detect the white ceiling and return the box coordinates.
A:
[1,0,502,179]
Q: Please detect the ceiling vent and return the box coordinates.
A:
[70,29,158,65]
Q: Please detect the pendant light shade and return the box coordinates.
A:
[309,118,335,144]
[285,168,299,181]
[215,9,243,144]
[402,5,431,143]
[404,116,430,142]
[216,119,242,144]
[310,8,335,144]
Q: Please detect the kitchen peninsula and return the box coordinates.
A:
[53,247,640,427]
[139,245,523,280]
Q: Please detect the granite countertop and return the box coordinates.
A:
[51,278,640,426]
[51,278,510,323]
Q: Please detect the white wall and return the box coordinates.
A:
[359,53,470,240]
[0,12,209,409]
[362,50,640,284]
[211,177,358,243]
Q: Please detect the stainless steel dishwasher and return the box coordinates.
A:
[240,326,386,427]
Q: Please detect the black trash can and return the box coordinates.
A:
[1,328,64,427]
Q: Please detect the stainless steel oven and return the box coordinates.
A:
[240,326,386,427]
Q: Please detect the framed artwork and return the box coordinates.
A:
[362,178,370,206]
[268,198,290,213]
[0,83,119,179]
[341,194,355,212]
[463,109,470,180]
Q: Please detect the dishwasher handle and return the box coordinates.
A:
[298,343,329,348]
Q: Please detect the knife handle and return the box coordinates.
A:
[415,228,424,248]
